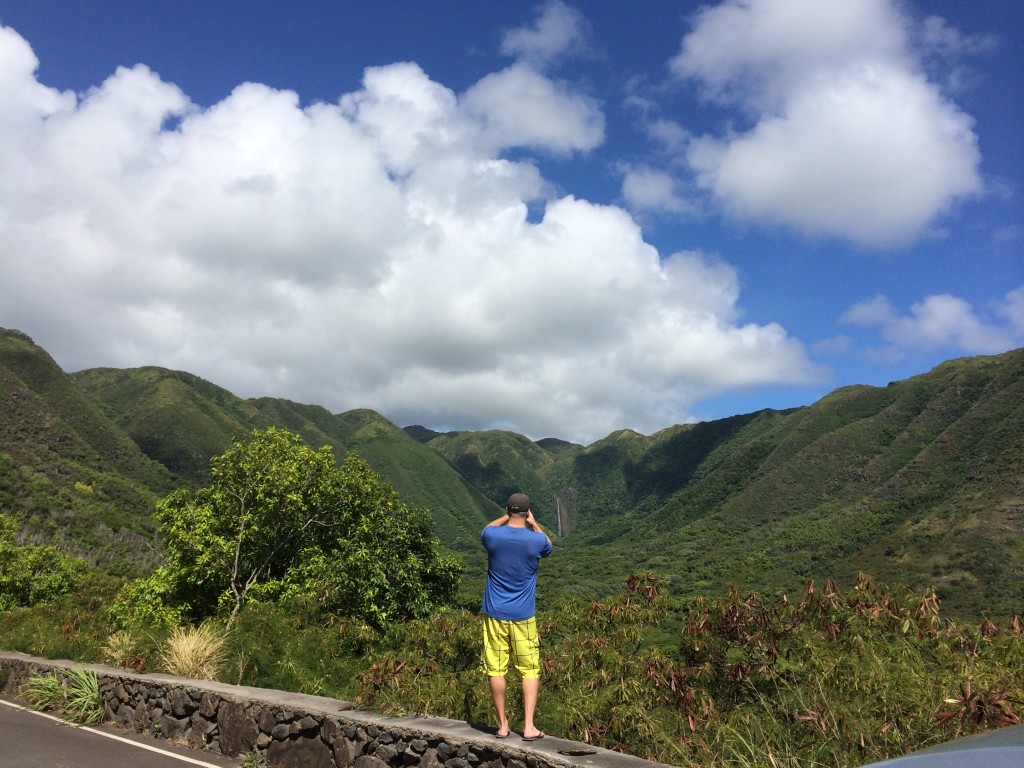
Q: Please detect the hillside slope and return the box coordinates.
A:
[544,351,1024,616]
[73,367,498,554]
[248,402,498,552]
[425,414,779,538]
[6,325,1022,618]
[0,330,175,573]
[72,366,257,482]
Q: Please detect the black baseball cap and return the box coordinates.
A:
[506,493,530,512]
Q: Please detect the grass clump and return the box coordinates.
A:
[61,667,104,724]
[100,629,146,670]
[158,622,228,680]
[241,747,269,767]
[19,667,104,725]
[18,672,64,711]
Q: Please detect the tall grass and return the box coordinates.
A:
[19,672,64,711]
[100,629,144,669]
[19,668,104,725]
[158,622,228,680]
[355,574,1024,766]
[61,667,104,724]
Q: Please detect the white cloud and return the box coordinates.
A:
[643,118,689,151]
[840,288,1024,358]
[500,0,590,67]
[0,25,75,130]
[476,3,602,157]
[671,0,911,111]
[0,23,820,444]
[917,16,997,95]
[621,167,694,215]
[462,63,604,155]
[998,286,1024,337]
[667,0,983,247]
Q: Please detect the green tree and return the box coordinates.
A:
[113,428,461,628]
[0,514,88,612]
[282,453,466,628]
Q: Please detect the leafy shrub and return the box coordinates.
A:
[356,608,490,723]
[7,569,1024,767]
[225,599,369,696]
[0,513,89,611]
[0,575,120,661]
[107,567,186,631]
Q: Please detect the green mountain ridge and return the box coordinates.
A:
[72,367,499,554]
[0,330,176,574]
[2,326,1022,619]
[73,366,259,483]
[545,352,1024,615]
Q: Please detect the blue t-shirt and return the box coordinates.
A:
[481,525,553,621]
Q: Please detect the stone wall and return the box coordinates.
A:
[0,651,672,768]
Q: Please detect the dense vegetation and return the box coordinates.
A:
[358,574,1024,766]
[2,326,1024,764]
[107,428,462,630]
[0,513,87,611]
[3,571,1021,766]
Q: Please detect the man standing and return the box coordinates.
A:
[481,492,553,741]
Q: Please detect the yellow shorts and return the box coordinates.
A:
[481,615,541,679]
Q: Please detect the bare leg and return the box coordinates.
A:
[522,677,543,739]
[489,676,510,736]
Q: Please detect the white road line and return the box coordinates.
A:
[0,698,231,767]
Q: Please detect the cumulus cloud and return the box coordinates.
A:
[840,287,1024,359]
[500,0,591,67]
[1001,286,1024,335]
[0,23,821,444]
[462,63,604,155]
[621,167,695,215]
[666,0,983,247]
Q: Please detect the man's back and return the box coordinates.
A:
[482,524,552,620]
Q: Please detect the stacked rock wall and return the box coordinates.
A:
[0,651,671,768]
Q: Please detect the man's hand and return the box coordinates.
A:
[525,510,552,544]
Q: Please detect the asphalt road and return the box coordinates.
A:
[0,696,242,768]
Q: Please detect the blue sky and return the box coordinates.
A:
[0,1,1020,443]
